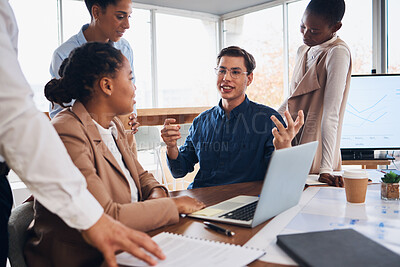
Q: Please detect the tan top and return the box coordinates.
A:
[279,36,352,174]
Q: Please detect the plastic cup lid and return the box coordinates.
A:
[343,169,369,179]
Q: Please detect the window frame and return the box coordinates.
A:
[221,0,388,96]
[40,0,392,108]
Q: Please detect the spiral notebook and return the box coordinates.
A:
[116,232,265,267]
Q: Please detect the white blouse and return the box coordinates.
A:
[305,35,351,174]
[93,120,139,202]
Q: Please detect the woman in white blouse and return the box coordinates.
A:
[278,0,352,187]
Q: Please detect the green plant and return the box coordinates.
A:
[381,171,400,183]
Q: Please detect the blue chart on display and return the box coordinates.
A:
[341,74,400,150]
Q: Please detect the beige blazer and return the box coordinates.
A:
[283,38,352,173]
[25,101,178,267]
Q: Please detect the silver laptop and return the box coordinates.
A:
[188,141,318,228]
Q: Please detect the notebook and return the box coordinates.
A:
[116,232,265,267]
[276,228,400,267]
[188,141,318,228]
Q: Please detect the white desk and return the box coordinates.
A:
[246,184,400,265]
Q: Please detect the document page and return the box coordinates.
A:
[116,232,265,267]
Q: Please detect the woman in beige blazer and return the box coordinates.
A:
[279,0,352,187]
[25,42,205,267]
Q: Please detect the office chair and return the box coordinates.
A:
[135,124,198,191]
[157,123,198,191]
[8,201,34,267]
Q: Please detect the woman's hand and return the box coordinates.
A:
[271,110,304,150]
[81,214,165,267]
[172,196,206,214]
[318,173,344,187]
[127,113,140,135]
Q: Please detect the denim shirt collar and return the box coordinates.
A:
[77,24,89,46]
[217,95,250,119]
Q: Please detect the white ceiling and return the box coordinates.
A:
[133,0,276,16]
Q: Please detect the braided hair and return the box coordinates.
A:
[45,42,124,107]
[84,0,119,15]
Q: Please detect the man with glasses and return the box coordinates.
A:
[161,46,304,189]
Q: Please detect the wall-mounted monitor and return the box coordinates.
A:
[340,74,400,160]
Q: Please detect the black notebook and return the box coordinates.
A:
[277,229,400,267]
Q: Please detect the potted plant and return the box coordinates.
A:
[381,171,400,200]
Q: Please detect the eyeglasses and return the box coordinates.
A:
[214,67,248,79]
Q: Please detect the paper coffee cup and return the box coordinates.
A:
[343,170,369,204]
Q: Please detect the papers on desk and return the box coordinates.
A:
[306,171,345,185]
[306,174,325,185]
[116,232,265,267]
[245,184,400,265]
[367,169,386,183]
[191,208,223,217]
[306,170,385,185]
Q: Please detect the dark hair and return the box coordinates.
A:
[217,46,256,74]
[84,0,119,15]
[306,0,345,25]
[45,42,124,107]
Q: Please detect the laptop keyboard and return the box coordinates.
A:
[219,201,258,221]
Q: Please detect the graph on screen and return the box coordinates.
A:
[341,75,400,149]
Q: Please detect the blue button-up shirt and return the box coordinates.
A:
[167,96,285,189]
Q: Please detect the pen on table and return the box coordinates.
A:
[204,221,235,237]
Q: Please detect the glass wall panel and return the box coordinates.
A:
[340,0,373,74]
[288,0,373,76]
[124,9,152,108]
[9,0,59,111]
[287,0,308,80]
[156,13,218,108]
[224,6,284,109]
[388,0,400,73]
[62,0,90,41]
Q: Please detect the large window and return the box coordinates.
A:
[9,0,392,111]
[123,9,153,108]
[156,13,218,108]
[288,0,373,76]
[339,0,373,74]
[9,0,59,111]
[287,0,308,82]
[224,6,284,110]
[388,0,400,73]
[62,0,90,41]
[11,1,218,110]
[62,2,153,108]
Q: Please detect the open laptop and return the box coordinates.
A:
[188,141,318,228]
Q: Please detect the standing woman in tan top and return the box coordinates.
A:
[278,0,352,187]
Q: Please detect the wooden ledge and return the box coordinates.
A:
[136,107,211,126]
[342,159,391,169]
